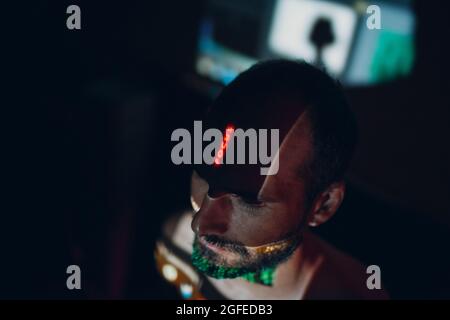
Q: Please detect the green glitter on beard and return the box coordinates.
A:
[240,266,276,286]
[191,240,277,286]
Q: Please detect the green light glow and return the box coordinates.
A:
[191,241,275,286]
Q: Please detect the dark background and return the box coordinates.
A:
[2,0,449,299]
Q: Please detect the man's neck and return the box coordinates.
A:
[207,231,325,299]
[271,242,304,287]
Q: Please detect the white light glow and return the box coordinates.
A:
[268,0,357,75]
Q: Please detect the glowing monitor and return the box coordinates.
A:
[345,1,415,85]
[195,0,416,87]
[268,0,357,76]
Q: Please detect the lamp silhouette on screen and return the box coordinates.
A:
[309,16,335,67]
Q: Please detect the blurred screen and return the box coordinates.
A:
[195,0,263,85]
[195,0,415,86]
[345,1,415,85]
[269,0,357,76]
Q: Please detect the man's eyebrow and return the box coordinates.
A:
[229,189,278,203]
[206,184,254,199]
[225,189,258,200]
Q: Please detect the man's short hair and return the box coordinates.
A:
[213,59,358,202]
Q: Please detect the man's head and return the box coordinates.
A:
[190,60,357,280]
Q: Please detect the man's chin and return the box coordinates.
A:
[191,239,255,279]
[191,235,300,280]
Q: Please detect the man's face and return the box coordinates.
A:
[190,113,314,278]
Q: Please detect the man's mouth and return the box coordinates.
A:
[197,235,251,258]
[199,236,230,255]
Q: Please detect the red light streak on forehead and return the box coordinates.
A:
[214,124,235,166]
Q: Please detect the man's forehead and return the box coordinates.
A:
[196,164,263,197]
[196,163,305,201]
[205,96,308,136]
[195,100,313,198]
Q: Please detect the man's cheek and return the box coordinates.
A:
[227,215,281,246]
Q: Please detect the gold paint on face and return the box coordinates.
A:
[251,234,299,255]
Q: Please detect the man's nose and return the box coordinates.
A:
[191,193,232,237]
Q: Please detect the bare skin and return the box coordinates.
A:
[180,112,388,299]
[162,61,388,299]
[166,210,388,299]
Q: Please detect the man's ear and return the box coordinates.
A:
[307,182,345,227]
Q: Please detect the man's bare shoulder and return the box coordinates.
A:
[303,231,389,300]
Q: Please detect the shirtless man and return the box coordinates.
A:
[155,60,388,300]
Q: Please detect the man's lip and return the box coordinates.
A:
[199,237,229,254]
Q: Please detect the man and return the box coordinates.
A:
[155,60,388,299]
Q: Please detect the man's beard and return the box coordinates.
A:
[191,234,301,280]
